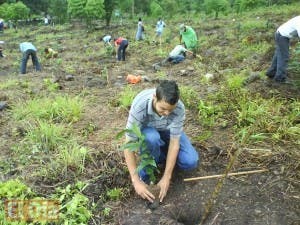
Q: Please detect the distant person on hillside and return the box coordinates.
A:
[19,42,41,74]
[44,17,49,25]
[0,19,4,33]
[136,18,145,41]
[154,18,166,45]
[266,16,300,84]
[44,47,58,59]
[114,37,128,61]
[102,35,112,46]
[179,24,198,51]
[123,80,199,203]
[0,46,4,58]
[152,44,194,69]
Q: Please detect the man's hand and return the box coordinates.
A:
[157,175,171,202]
[133,179,155,203]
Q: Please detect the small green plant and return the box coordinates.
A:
[197,100,222,127]
[43,78,60,92]
[117,123,158,183]
[180,86,199,109]
[102,207,111,217]
[53,182,91,225]
[59,144,89,173]
[117,86,138,110]
[0,180,35,225]
[226,74,246,90]
[105,45,114,56]
[22,120,67,153]
[106,187,123,201]
[0,179,32,199]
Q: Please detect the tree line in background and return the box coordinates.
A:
[0,0,296,27]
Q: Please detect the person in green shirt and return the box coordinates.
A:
[179,24,198,51]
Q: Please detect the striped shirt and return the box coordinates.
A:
[125,89,185,141]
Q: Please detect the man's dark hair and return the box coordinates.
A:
[156,80,179,105]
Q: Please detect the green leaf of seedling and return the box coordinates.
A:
[116,129,131,139]
[131,123,142,138]
[119,141,141,151]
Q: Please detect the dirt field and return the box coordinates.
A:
[0,11,299,225]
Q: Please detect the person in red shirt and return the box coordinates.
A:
[114,37,129,61]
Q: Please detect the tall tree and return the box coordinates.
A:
[85,0,104,26]
[68,0,87,20]
[103,0,117,26]
[0,1,29,27]
[22,0,49,14]
[49,0,68,24]
[204,0,229,19]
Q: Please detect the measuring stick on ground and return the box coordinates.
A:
[184,169,268,182]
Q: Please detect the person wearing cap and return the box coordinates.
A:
[114,37,129,61]
[266,16,300,84]
[19,42,41,74]
[102,35,112,46]
[123,80,199,203]
[179,24,198,51]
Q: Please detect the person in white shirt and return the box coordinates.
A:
[152,44,194,70]
[102,35,112,46]
[154,18,166,45]
[266,16,300,83]
[166,44,194,64]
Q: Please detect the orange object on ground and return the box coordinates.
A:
[126,74,142,84]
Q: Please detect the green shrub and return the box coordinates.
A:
[117,86,138,110]
[180,86,199,109]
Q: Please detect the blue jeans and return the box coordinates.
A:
[20,49,41,74]
[138,127,199,183]
[169,55,185,64]
[117,40,128,61]
[266,31,289,82]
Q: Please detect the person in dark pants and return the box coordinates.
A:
[266,16,300,83]
[19,42,41,74]
[114,37,128,61]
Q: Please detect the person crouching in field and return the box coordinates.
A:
[152,44,194,69]
[44,47,58,59]
[19,42,41,74]
[114,37,128,61]
[123,80,199,203]
[102,35,112,46]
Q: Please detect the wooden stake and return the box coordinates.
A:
[184,169,268,182]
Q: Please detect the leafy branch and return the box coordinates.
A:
[117,123,158,183]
